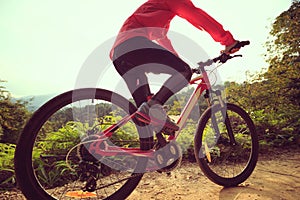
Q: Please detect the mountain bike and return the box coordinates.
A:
[15,41,258,200]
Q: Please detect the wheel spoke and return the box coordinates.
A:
[195,103,258,186]
[15,88,148,199]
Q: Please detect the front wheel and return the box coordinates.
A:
[15,88,150,200]
[194,103,258,187]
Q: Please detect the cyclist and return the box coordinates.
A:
[111,0,240,133]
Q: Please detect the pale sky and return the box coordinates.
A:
[0,0,292,97]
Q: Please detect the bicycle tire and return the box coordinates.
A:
[194,103,258,187]
[15,88,150,200]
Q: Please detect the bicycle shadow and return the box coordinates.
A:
[219,185,273,200]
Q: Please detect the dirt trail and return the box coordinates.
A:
[128,149,300,200]
[1,149,300,200]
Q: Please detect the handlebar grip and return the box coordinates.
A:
[235,40,250,48]
[197,40,250,68]
[224,40,250,54]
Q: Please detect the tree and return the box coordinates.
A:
[261,0,300,145]
[0,81,30,144]
[225,1,300,147]
[265,0,300,103]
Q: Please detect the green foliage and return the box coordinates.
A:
[32,122,85,188]
[30,111,139,188]
[0,143,16,188]
[176,120,197,161]
[0,143,15,169]
[166,87,207,121]
[35,159,77,188]
[110,116,139,147]
[0,81,31,144]
[0,81,30,188]
[35,121,84,155]
[225,1,300,148]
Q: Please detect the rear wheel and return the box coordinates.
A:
[15,88,152,200]
[194,103,258,186]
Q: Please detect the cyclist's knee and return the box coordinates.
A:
[182,66,193,81]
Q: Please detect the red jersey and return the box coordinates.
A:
[110,0,235,58]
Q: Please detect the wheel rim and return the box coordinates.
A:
[18,89,147,199]
[198,104,257,181]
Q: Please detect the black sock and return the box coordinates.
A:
[150,86,174,106]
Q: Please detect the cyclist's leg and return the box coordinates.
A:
[113,47,154,149]
[142,49,192,105]
[112,36,192,132]
[113,36,192,105]
[141,50,191,131]
[114,64,151,107]
[113,38,153,107]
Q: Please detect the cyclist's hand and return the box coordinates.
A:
[221,40,240,54]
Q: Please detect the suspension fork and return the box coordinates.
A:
[214,90,237,145]
[204,90,221,145]
[205,89,236,145]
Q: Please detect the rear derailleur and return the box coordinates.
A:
[77,136,112,192]
[78,161,99,192]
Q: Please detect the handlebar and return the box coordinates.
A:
[194,41,250,72]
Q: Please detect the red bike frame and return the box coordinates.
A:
[87,67,212,159]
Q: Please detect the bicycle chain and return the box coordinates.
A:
[74,135,181,192]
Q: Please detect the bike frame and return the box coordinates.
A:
[175,67,211,138]
[88,66,213,159]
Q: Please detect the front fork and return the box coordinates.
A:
[204,89,236,146]
[204,89,225,107]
